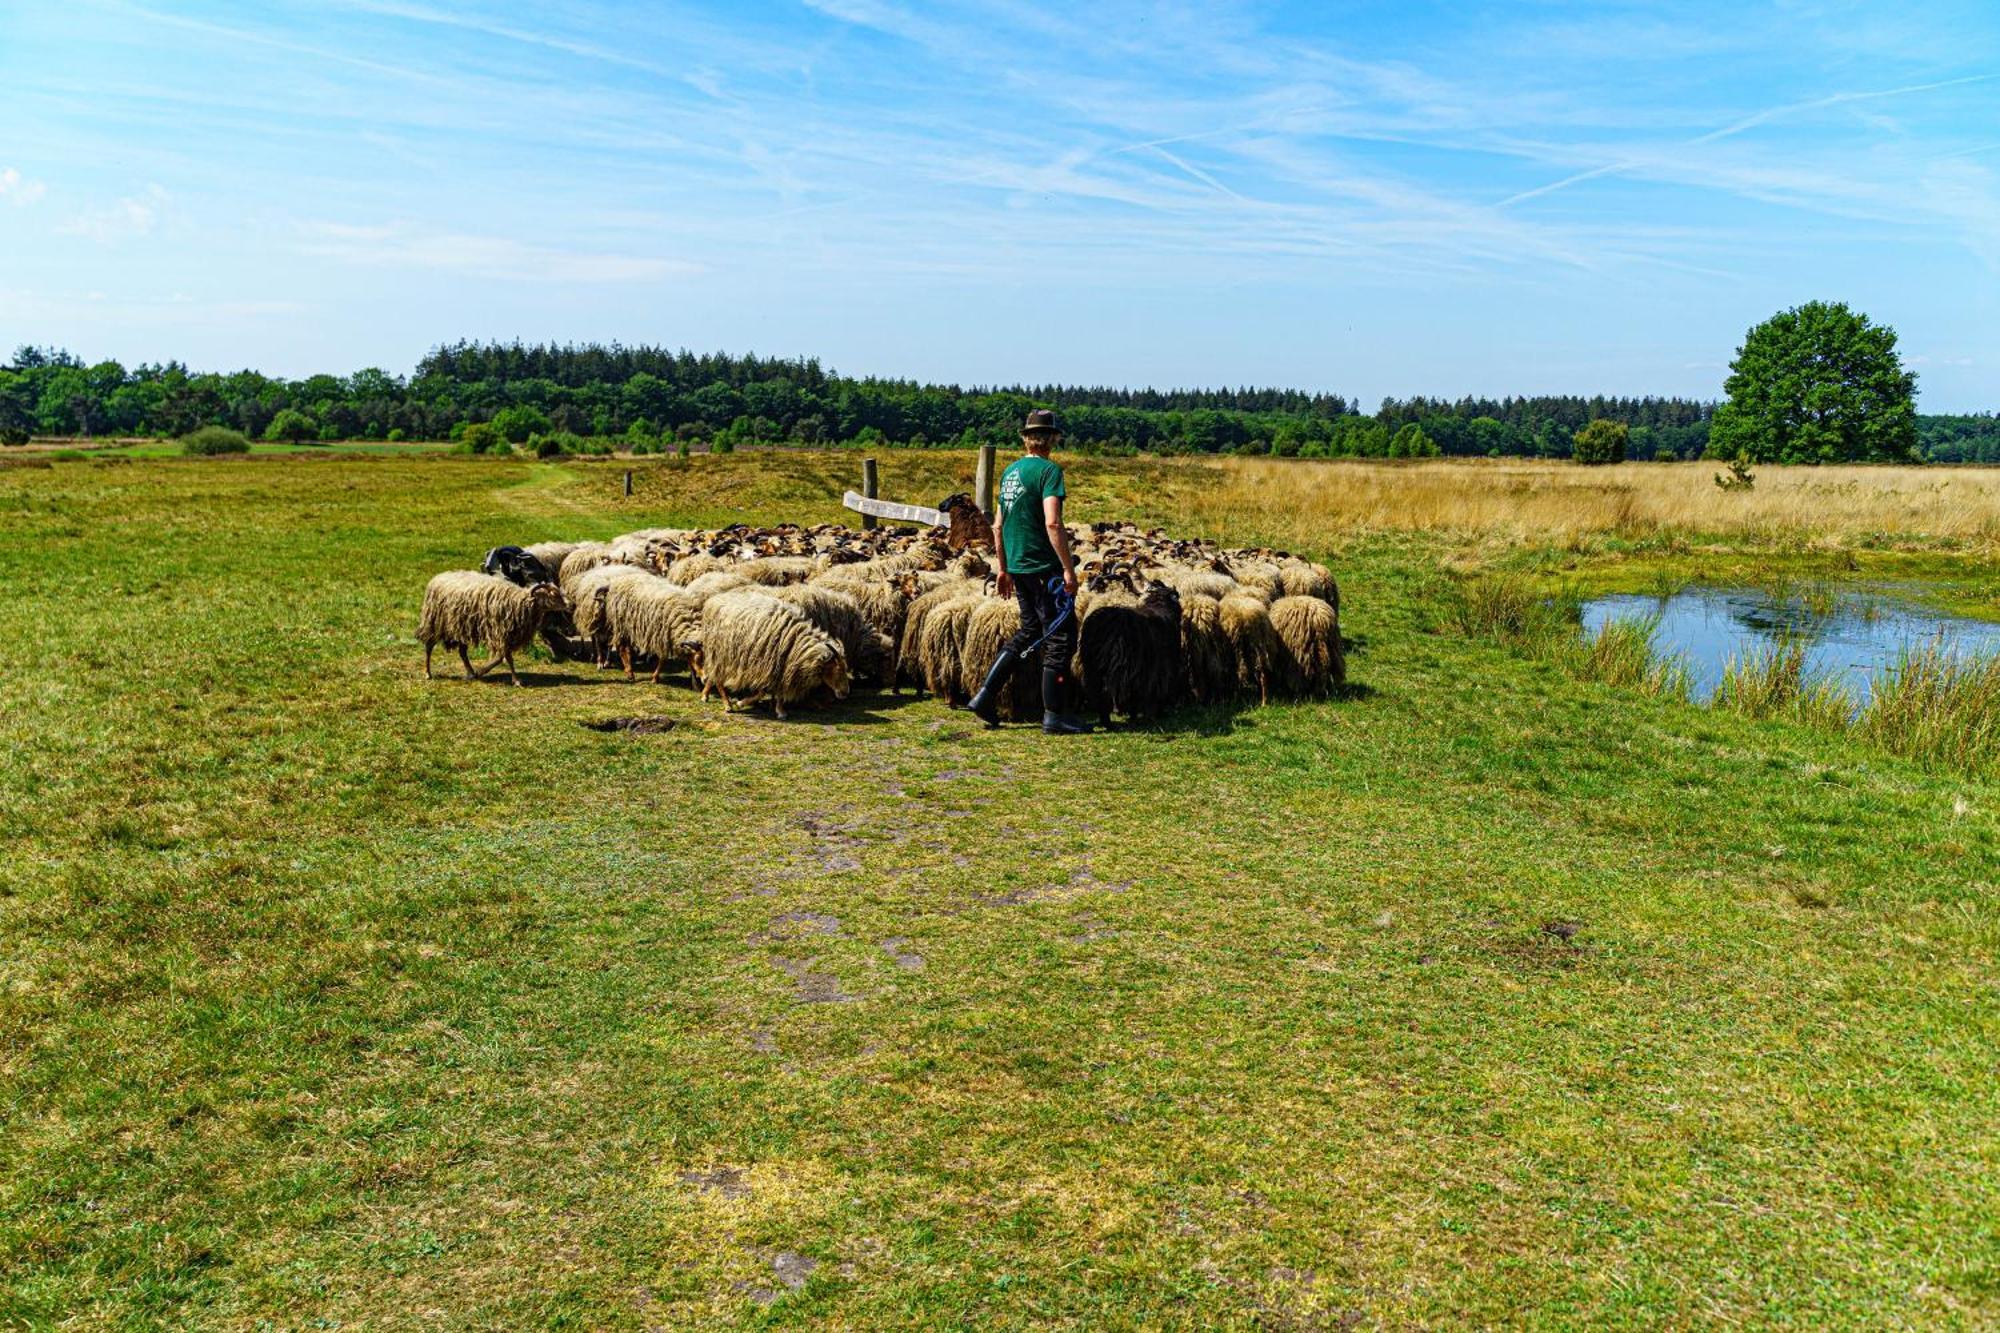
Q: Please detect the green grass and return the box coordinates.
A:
[3,454,1998,1327]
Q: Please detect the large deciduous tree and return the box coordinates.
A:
[1708,302,1917,464]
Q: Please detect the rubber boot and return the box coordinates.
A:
[1041,664,1089,734]
[965,648,1017,728]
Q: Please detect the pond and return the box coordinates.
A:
[1580,584,2000,704]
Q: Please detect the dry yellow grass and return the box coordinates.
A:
[1154,457,2000,547]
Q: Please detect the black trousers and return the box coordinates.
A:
[1004,575,1076,672]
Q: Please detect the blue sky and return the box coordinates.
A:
[3,1,1996,408]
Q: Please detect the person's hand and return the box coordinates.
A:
[995,571,1013,598]
[1062,569,1079,596]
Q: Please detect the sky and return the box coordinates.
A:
[2,0,1997,409]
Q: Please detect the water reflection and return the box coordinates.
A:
[1580,585,2000,703]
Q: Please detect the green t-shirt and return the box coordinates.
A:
[997,454,1066,577]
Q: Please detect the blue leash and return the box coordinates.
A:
[1019,575,1075,656]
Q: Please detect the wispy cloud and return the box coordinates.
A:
[1497,74,2000,208]
[294,221,702,282]
[0,168,47,206]
[59,184,167,241]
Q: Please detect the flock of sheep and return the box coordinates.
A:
[417,519,1343,723]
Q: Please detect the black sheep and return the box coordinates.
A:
[1079,579,1183,725]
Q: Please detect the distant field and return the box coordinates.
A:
[2,452,1996,1326]
[14,436,454,458]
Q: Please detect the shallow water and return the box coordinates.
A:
[1580,585,2000,704]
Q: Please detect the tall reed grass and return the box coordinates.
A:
[1856,640,2000,773]
[1444,575,2000,775]
[1714,638,1853,730]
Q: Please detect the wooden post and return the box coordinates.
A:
[623,469,633,497]
[975,443,997,518]
[861,457,879,530]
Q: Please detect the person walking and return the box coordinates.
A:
[967,410,1089,733]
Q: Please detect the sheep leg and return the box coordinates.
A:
[650,658,664,685]
[424,643,434,679]
[773,696,787,720]
[503,647,522,687]
[620,644,636,682]
[458,645,478,679]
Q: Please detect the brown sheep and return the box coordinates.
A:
[418,572,568,686]
[695,590,851,719]
[1270,594,1344,695]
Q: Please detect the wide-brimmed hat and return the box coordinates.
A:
[1021,409,1062,437]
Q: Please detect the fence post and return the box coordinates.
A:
[623,469,633,497]
[861,457,878,530]
[975,443,997,518]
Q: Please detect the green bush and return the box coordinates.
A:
[457,422,503,455]
[316,425,340,443]
[264,409,316,443]
[491,406,552,444]
[0,426,29,447]
[386,427,407,442]
[181,426,252,456]
[1572,419,1628,465]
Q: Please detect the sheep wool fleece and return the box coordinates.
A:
[997,455,1066,577]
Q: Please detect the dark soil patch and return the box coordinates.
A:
[579,715,677,734]
[752,912,842,943]
[678,1165,751,1200]
[773,957,859,1004]
[879,937,925,971]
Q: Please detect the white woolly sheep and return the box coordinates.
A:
[605,576,703,684]
[765,584,895,686]
[1178,592,1236,704]
[1270,594,1344,695]
[679,569,752,609]
[1218,591,1280,705]
[695,590,851,718]
[418,572,568,686]
[567,564,657,667]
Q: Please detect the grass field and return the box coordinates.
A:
[3,451,1997,1327]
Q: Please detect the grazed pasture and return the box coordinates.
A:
[2,452,1995,1327]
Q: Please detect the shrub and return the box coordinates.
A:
[491,405,552,444]
[264,409,316,443]
[317,425,340,443]
[386,427,407,442]
[181,426,251,456]
[0,426,30,446]
[458,422,503,455]
[1572,419,1628,465]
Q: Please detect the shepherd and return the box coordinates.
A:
[966,409,1090,734]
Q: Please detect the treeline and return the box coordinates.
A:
[1,342,1992,461]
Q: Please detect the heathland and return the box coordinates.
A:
[2,451,1996,1327]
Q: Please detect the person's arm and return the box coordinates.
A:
[1044,494,1076,594]
[993,515,1011,598]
